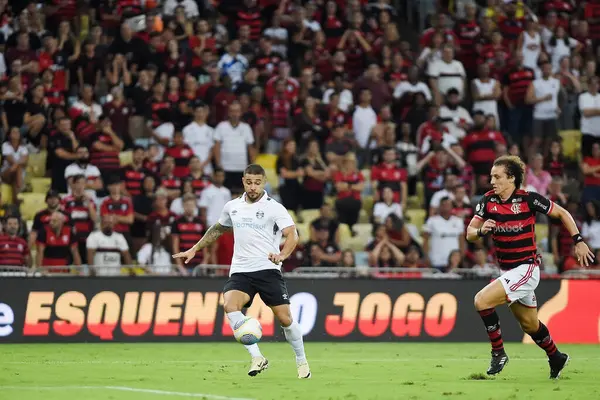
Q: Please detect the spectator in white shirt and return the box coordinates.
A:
[199,168,232,226]
[1,126,28,203]
[87,214,132,277]
[138,221,178,275]
[578,76,600,157]
[217,39,249,88]
[428,173,459,215]
[182,103,214,175]
[428,44,466,105]
[64,146,103,200]
[439,88,473,140]
[373,187,403,224]
[163,0,199,18]
[70,84,102,122]
[352,88,378,149]
[323,74,354,112]
[170,179,201,216]
[150,108,175,160]
[393,66,432,103]
[422,197,465,270]
[213,102,256,190]
[263,13,289,57]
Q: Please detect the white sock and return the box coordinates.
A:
[226,311,263,358]
[282,320,307,364]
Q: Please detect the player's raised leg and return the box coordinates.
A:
[474,279,510,375]
[271,304,310,379]
[510,301,569,379]
[223,289,268,376]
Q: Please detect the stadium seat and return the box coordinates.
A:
[27,151,47,177]
[119,151,133,166]
[31,177,51,194]
[407,195,421,210]
[325,196,336,206]
[559,130,581,160]
[358,209,369,223]
[1,184,13,204]
[300,209,320,224]
[405,209,426,231]
[255,154,278,170]
[19,193,46,221]
[416,182,425,207]
[353,223,373,239]
[265,168,279,191]
[339,223,352,243]
[362,195,374,214]
[296,223,309,242]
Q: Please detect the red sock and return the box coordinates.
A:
[478,308,504,353]
[530,322,558,357]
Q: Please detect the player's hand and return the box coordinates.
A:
[574,242,595,267]
[268,253,285,264]
[172,247,197,264]
[481,219,497,235]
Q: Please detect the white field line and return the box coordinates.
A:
[0,385,255,400]
[2,357,597,365]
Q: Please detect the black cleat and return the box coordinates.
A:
[549,353,569,379]
[487,351,509,375]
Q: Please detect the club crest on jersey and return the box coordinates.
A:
[511,203,521,214]
[256,211,264,219]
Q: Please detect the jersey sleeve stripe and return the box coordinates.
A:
[473,215,484,221]
[548,201,555,215]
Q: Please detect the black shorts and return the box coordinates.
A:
[223,269,290,308]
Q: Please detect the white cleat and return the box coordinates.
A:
[297,361,311,379]
[248,356,268,377]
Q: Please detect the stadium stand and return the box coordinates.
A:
[0,0,598,277]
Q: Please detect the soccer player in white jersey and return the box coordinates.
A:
[173,164,310,379]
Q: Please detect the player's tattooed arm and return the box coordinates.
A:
[193,223,232,251]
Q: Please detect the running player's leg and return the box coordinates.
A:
[510,298,569,379]
[223,276,268,376]
[256,270,310,378]
[474,279,509,374]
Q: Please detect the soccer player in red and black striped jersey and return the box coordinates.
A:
[172,193,207,274]
[62,175,97,264]
[0,216,30,269]
[467,156,595,378]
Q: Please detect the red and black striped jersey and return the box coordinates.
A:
[545,157,565,177]
[474,189,554,270]
[189,175,211,196]
[236,8,262,41]
[502,66,535,106]
[462,129,506,175]
[100,196,133,234]
[370,162,408,201]
[497,16,525,46]
[171,216,206,264]
[160,174,182,194]
[122,165,152,196]
[88,131,121,171]
[149,99,171,128]
[37,225,77,267]
[269,97,292,128]
[62,195,96,242]
[165,145,194,178]
[0,234,29,267]
[455,19,481,71]
[32,209,70,234]
[44,84,65,106]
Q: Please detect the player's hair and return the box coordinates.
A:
[244,164,266,177]
[493,155,526,189]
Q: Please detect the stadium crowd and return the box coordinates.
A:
[0,0,599,276]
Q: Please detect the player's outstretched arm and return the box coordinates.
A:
[172,222,232,264]
[548,203,596,266]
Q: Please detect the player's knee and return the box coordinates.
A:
[474,291,486,311]
[520,319,539,334]
[223,297,243,313]
[276,311,293,327]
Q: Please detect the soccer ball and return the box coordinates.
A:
[233,317,263,345]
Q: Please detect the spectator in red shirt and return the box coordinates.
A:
[159,155,183,201]
[100,175,134,241]
[371,147,408,208]
[36,211,81,272]
[0,216,30,269]
[89,115,124,182]
[582,143,600,205]
[103,86,132,148]
[165,130,194,178]
[502,53,535,145]
[333,152,364,231]
[420,13,459,49]
[265,61,300,102]
[6,32,39,84]
[147,188,177,248]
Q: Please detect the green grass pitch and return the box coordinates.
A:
[1,343,599,400]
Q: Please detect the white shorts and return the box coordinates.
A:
[497,263,540,308]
